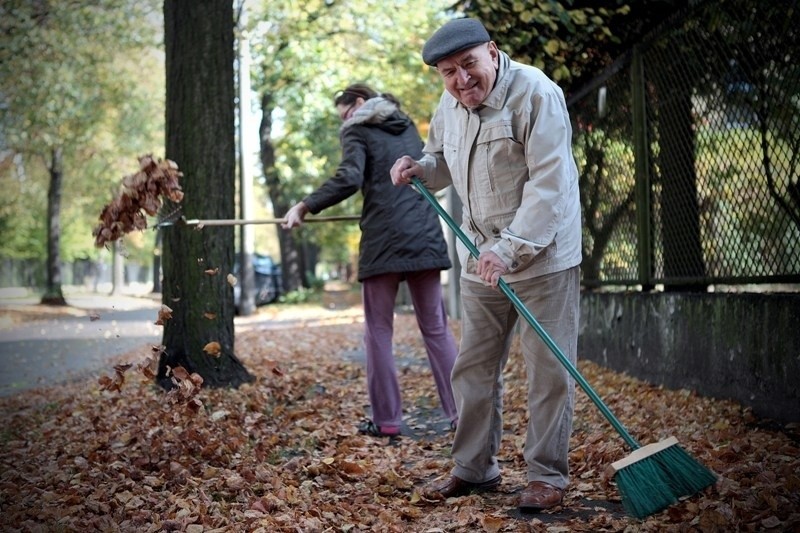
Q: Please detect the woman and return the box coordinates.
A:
[282,84,458,437]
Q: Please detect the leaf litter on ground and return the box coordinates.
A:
[0,304,798,532]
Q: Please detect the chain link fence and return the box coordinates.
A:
[569,0,800,289]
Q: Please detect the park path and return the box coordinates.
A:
[0,293,163,396]
[0,291,460,442]
[0,290,365,397]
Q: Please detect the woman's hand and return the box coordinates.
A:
[281,202,309,229]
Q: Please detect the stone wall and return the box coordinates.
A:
[578,292,800,424]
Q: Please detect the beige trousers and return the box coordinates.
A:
[450,266,579,489]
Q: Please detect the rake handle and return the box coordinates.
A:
[159,215,361,227]
[412,177,641,451]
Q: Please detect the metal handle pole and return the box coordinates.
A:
[157,215,361,227]
[411,177,641,451]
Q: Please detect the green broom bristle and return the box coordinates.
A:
[615,457,678,518]
[652,444,718,496]
[614,442,717,519]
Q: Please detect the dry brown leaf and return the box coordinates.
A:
[98,362,133,392]
[138,357,158,380]
[1,310,797,532]
[203,341,221,357]
[92,155,183,247]
[170,365,190,380]
[480,514,505,533]
[155,304,173,325]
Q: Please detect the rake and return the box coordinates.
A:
[156,214,360,228]
[412,177,716,519]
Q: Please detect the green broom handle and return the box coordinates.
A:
[412,177,641,451]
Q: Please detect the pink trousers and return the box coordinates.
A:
[362,269,459,427]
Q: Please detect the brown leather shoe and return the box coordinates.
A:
[518,481,564,512]
[423,474,502,500]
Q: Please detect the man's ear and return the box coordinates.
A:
[488,41,499,68]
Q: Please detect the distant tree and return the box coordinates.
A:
[249,0,451,291]
[0,0,163,299]
[158,0,253,389]
[465,0,799,288]
[455,0,686,95]
[459,0,705,288]
[694,0,800,231]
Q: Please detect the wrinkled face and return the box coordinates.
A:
[436,42,499,109]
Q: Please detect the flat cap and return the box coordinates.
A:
[422,18,491,66]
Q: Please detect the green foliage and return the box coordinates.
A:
[456,0,633,89]
[278,287,320,305]
[248,0,452,267]
[0,0,164,264]
[696,127,800,275]
[305,272,327,292]
[244,0,660,269]
[0,158,47,259]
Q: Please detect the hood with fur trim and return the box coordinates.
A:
[302,94,451,281]
[341,96,411,135]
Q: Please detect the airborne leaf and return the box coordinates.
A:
[155,304,173,325]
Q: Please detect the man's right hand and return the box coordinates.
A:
[390,156,422,186]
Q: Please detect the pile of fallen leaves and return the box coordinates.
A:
[0,309,798,532]
[92,155,183,247]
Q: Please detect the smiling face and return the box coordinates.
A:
[436,42,499,109]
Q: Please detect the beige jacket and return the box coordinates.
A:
[419,51,582,283]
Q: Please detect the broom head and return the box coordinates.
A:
[606,436,717,519]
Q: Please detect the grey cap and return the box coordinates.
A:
[422,18,491,66]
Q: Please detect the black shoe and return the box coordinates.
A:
[357,419,401,437]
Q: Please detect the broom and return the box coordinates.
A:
[412,177,716,519]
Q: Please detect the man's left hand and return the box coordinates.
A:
[477,251,508,288]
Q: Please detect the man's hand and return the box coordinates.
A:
[281,202,309,229]
[390,156,422,186]
[477,251,509,288]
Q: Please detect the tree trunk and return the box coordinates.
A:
[658,88,707,291]
[158,0,252,389]
[41,147,66,306]
[259,91,307,291]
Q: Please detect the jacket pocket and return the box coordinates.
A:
[442,131,460,169]
[474,122,525,197]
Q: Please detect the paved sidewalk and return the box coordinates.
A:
[0,291,162,396]
[0,288,363,397]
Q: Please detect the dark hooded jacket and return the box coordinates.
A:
[303,96,451,281]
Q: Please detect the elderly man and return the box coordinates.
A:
[391,18,582,512]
